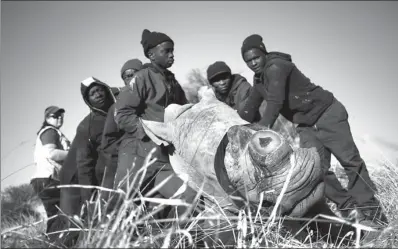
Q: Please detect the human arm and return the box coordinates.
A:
[238,87,264,123]
[114,75,146,138]
[258,64,291,128]
[234,80,253,114]
[176,83,189,105]
[101,105,121,153]
[75,124,98,202]
[99,104,122,176]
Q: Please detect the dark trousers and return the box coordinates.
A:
[30,177,60,233]
[45,173,82,248]
[59,173,82,216]
[112,139,198,219]
[297,98,378,211]
[96,152,119,193]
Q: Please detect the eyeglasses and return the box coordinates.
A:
[49,114,64,119]
[122,70,138,80]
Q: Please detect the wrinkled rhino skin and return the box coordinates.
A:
[141,87,324,217]
[224,124,324,216]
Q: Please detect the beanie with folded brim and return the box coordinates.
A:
[241,34,268,58]
[141,29,174,58]
[207,61,232,82]
[120,59,143,77]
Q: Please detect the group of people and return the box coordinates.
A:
[30,29,388,245]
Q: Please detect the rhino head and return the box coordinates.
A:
[224,123,324,216]
[141,86,324,217]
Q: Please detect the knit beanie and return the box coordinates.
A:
[120,59,143,76]
[241,34,268,57]
[206,61,232,82]
[141,29,174,58]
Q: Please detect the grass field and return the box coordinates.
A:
[1,150,397,248]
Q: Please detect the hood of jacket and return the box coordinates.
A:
[230,74,248,93]
[214,74,247,101]
[80,77,118,115]
[253,51,293,80]
[266,51,292,64]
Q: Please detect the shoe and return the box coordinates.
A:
[339,200,358,219]
[346,207,385,245]
[357,200,389,227]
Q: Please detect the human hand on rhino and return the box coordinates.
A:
[139,86,325,218]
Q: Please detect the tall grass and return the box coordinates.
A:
[2,147,397,248]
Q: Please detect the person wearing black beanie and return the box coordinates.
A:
[120,58,143,85]
[239,34,388,230]
[206,61,259,119]
[113,29,197,219]
[95,59,144,196]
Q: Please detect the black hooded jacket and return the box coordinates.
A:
[114,63,188,162]
[239,52,334,127]
[67,77,118,203]
[96,63,151,187]
[214,74,252,112]
[95,89,126,188]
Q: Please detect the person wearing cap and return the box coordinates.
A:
[206,61,256,115]
[95,59,144,192]
[31,106,70,234]
[238,34,388,229]
[113,29,197,219]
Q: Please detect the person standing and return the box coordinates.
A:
[31,106,70,233]
[114,29,197,219]
[238,33,388,228]
[96,59,144,190]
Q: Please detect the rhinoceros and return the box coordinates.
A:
[140,86,325,218]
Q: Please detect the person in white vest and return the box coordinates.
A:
[31,105,70,234]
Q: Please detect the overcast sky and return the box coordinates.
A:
[1,1,397,188]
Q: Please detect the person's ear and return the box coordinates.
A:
[147,48,155,61]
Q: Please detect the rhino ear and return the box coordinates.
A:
[198,85,216,101]
[140,119,173,146]
[164,103,194,123]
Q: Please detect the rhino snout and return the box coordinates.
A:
[248,130,292,169]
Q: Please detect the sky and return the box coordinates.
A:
[1,1,398,188]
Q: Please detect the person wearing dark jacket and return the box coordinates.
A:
[75,76,119,206]
[238,34,388,228]
[114,29,197,219]
[206,61,253,113]
[47,78,120,247]
[95,59,144,190]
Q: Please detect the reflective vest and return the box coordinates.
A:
[32,126,70,180]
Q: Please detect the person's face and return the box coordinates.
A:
[88,84,108,109]
[148,41,175,69]
[210,73,232,95]
[122,69,138,86]
[46,112,64,128]
[243,48,267,75]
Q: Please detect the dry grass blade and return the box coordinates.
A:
[266,153,297,227]
[2,134,398,248]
